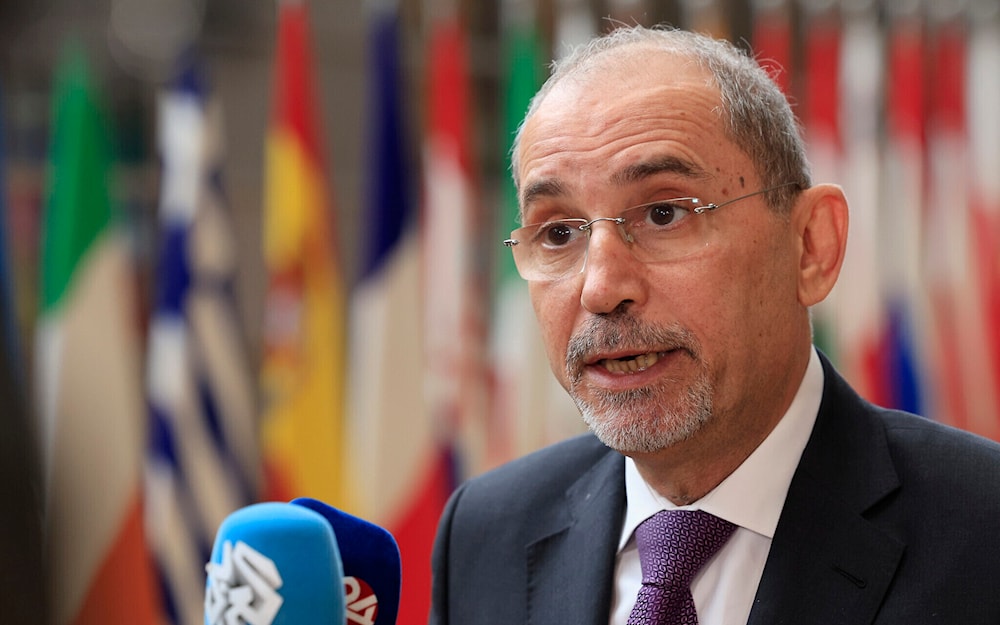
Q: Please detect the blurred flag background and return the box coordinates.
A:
[145,54,260,624]
[35,45,161,624]
[0,0,998,623]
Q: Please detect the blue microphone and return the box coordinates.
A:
[205,502,346,625]
[291,498,401,625]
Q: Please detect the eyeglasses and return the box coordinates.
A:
[503,182,800,281]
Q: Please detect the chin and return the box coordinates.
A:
[577,389,713,454]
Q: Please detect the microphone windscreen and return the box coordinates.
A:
[291,498,401,625]
[205,501,346,625]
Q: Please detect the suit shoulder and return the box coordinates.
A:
[815,356,1000,501]
[468,433,614,488]
[880,408,1000,458]
[879,409,1000,495]
[449,434,617,512]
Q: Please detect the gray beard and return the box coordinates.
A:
[565,313,714,453]
[574,373,713,453]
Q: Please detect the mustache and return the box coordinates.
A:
[565,313,700,380]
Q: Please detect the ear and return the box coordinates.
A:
[793,183,849,307]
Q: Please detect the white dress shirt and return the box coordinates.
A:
[609,348,824,625]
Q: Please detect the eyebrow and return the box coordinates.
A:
[521,178,567,207]
[611,156,706,186]
[519,155,707,215]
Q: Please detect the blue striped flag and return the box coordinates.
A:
[145,56,259,624]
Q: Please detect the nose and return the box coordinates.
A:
[578,221,647,315]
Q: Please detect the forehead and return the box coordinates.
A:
[516,47,748,205]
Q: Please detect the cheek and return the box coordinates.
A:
[709,231,800,341]
[665,236,784,346]
[659,267,733,355]
[530,281,578,382]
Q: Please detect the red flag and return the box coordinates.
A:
[750,0,794,95]
[966,9,1000,438]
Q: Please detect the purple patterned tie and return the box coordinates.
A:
[626,510,737,625]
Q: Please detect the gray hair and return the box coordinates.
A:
[511,25,811,213]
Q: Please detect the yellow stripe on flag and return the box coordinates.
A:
[261,70,347,507]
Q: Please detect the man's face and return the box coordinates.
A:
[515,50,807,455]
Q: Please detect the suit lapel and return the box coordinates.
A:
[748,356,905,625]
[525,446,625,625]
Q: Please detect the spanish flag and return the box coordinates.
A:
[260,0,348,508]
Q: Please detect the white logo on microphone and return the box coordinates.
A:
[344,576,379,625]
[205,540,284,625]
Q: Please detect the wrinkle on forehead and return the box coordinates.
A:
[514,48,743,219]
[512,44,725,185]
[518,92,724,202]
[519,84,722,163]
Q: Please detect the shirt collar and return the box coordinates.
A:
[618,347,824,551]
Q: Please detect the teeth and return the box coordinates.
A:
[602,351,662,374]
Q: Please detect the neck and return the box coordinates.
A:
[628,424,773,505]
[629,346,812,505]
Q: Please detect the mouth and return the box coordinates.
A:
[596,350,671,374]
[565,316,699,387]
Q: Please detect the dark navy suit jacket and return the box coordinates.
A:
[430,355,1000,624]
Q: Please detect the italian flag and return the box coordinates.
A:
[36,48,161,624]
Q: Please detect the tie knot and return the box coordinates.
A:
[634,510,736,587]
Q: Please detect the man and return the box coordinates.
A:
[430,25,1000,625]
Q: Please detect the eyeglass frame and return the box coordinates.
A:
[502,180,802,280]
